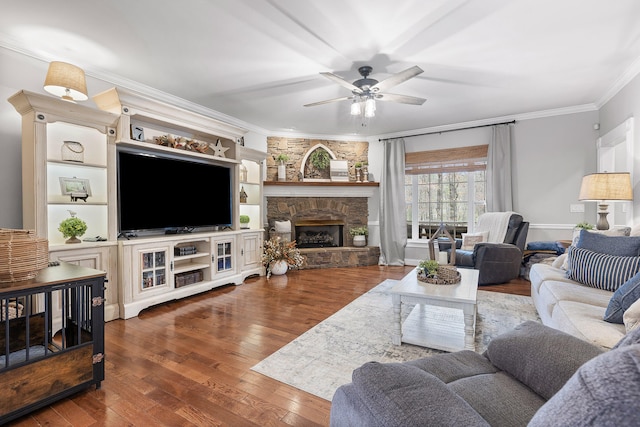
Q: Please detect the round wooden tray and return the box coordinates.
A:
[417,266,461,285]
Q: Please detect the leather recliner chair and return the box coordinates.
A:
[439,213,529,285]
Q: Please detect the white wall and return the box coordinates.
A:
[599,72,640,226]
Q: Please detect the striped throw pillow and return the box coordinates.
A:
[566,246,640,291]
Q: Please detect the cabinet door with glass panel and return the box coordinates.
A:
[212,236,237,278]
[131,243,171,300]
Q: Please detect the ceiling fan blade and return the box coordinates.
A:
[320,72,363,93]
[376,93,426,105]
[304,96,354,107]
[370,66,424,93]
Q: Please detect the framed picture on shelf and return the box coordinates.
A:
[59,177,92,202]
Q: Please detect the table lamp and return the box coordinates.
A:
[578,172,633,230]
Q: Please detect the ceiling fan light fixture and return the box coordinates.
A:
[350,99,362,116]
[364,97,376,118]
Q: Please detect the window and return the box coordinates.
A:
[405,145,487,240]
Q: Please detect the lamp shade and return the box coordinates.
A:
[43,61,88,102]
[578,172,633,201]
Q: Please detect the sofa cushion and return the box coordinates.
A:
[540,280,613,308]
[576,228,640,256]
[552,300,626,349]
[461,231,489,250]
[350,361,489,427]
[484,321,603,400]
[528,264,574,295]
[528,343,640,427]
[604,271,640,324]
[624,298,640,333]
[566,246,640,291]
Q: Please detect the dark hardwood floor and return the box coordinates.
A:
[8,266,530,426]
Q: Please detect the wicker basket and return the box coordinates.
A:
[417,265,461,285]
[0,301,24,320]
[0,229,49,283]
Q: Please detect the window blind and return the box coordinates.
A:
[405,144,488,174]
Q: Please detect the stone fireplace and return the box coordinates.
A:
[265,183,380,269]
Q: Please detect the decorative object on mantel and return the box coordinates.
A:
[275,154,289,181]
[416,259,461,285]
[239,215,250,229]
[354,162,363,182]
[330,160,349,182]
[211,139,230,157]
[58,211,87,244]
[0,228,49,283]
[362,161,369,183]
[61,141,84,163]
[262,236,304,278]
[428,223,456,265]
[349,226,368,247]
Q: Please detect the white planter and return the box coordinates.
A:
[278,163,286,181]
[270,259,289,276]
[353,235,366,247]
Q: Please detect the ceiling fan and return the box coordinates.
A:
[304,65,426,117]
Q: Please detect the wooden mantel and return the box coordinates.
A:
[263,181,379,197]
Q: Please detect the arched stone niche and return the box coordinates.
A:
[300,143,336,182]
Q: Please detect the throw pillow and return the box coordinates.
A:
[576,229,640,256]
[551,253,568,270]
[566,246,640,292]
[604,271,640,324]
[461,231,489,251]
[623,298,640,333]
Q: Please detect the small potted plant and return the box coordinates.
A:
[349,226,368,247]
[275,154,289,181]
[239,214,250,229]
[58,212,88,244]
[354,162,363,182]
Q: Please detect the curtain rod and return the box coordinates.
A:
[378,120,516,141]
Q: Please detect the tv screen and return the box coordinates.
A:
[117,148,232,234]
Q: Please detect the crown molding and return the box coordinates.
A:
[596,55,640,108]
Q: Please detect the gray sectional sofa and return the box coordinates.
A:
[330,321,640,426]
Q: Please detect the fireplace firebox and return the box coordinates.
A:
[295,220,344,248]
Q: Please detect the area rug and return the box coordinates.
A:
[251,279,540,401]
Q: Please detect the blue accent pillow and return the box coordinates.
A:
[576,229,640,257]
[526,241,565,254]
[566,246,640,292]
[604,271,640,324]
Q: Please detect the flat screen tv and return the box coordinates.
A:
[117,148,232,235]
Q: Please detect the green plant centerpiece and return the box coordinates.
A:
[416,258,461,285]
[58,211,88,244]
[354,161,363,169]
[239,215,250,228]
[261,237,304,278]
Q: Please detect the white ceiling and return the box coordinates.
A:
[2,0,640,137]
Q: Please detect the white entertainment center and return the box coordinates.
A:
[9,88,266,320]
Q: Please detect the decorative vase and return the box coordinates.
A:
[278,162,286,181]
[270,259,289,276]
[353,235,366,247]
[66,236,81,244]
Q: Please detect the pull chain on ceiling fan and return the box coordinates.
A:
[304,65,426,118]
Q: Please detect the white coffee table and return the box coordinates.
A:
[391,268,479,352]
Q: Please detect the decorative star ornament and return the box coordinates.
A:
[211,139,230,158]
